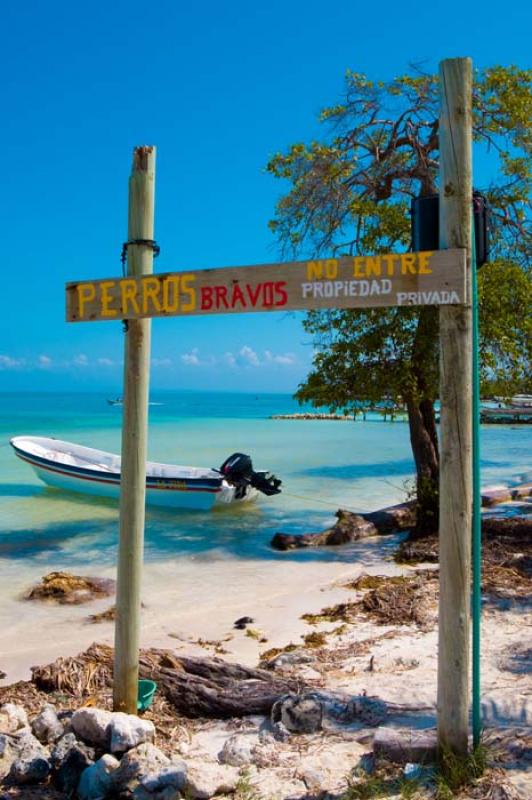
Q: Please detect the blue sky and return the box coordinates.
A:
[1,0,530,393]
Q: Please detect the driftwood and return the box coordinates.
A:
[481,481,532,507]
[271,502,415,551]
[31,643,297,719]
[373,726,438,764]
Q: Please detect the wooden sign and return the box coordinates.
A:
[66,249,466,322]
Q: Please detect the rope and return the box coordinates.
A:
[121,239,160,276]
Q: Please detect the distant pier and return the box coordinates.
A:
[480,406,532,424]
[270,407,408,422]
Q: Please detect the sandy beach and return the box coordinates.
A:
[0,533,404,685]
[1,512,531,798]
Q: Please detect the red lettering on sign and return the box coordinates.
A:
[201,287,214,310]
[275,281,288,306]
[215,286,229,309]
[231,284,247,308]
[246,284,262,307]
[263,282,274,306]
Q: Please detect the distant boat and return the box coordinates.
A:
[509,394,532,408]
[10,437,282,512]
[107,398,164,407]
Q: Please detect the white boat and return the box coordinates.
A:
[107,398,164,407]
[10,436,282,512]
[509,394,532,408]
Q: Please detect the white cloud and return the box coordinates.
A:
[97,357,115,367]
[223,352,237,367]
[181,348,201,366]
[0,354,25,370]
[264,350,296,365]
[152,358,172,368]
[38,354,52,368]
[238,346,260,367]
[73,353,89,366]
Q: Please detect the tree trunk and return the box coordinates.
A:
[406,308,440,538]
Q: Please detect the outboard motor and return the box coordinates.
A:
[219,453,282,497]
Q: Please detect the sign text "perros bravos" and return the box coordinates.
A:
[65,249,467,322]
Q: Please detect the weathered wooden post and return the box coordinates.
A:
[113,146,156,713]
[437,58,473,754]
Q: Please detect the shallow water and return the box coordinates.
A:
[0,390,530,679]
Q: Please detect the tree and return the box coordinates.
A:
[267,66,532,536]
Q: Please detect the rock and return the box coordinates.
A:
[218,733,256,767]
[349,696,388,727]
[373,727,438,765]
[271,721,291,742]
[133,764,188,799]
[0,734,15,780]
[78,754,119,800]
[71,708,155,754]
[113,743,179,796]
[184,762,239,799]
[0,703,28,732]
[267,651,314,669]
[109,712,155,754]
[8,731,50,785]
[243,769,307,799]
[51,732,82,767]
[300,767,326,792]
[0,670,6,679]
[9,753,50,785]
[51,733,95,794]
[259,721,291,743]
[71,707,113,748]
[26,571,115,604]
[271,502,415,550]
[57,746,95,794]
[32,704,65,744]
[233,616,254,629]
[271,693,323,734]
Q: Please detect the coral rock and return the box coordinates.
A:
[32,704,64,744]
[109,712,155,755]
[71,708,113,748]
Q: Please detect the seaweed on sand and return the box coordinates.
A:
[303,571,439,631]
[396,516,532,604]
[25,572,115,605]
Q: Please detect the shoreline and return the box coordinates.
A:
[0,549,400,686]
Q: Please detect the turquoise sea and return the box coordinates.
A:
[0,390,530,681]
[1,390,531,565]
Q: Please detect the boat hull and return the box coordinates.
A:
[11,437,258,511]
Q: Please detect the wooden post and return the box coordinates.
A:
[113,146,156,713]
[437,59,473,754]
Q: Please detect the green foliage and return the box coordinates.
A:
[233,771,262,800]
[344,768,424,799]
[344,769,388,799]
[435,742,489,798]
[478,259,532,395]
[268,64,532,511]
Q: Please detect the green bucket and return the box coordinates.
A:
[137,679,157,711]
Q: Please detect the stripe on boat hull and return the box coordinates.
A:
[13,449,221,510]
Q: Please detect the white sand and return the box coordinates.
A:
[0,548,393,684]
[1,538,530,735]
